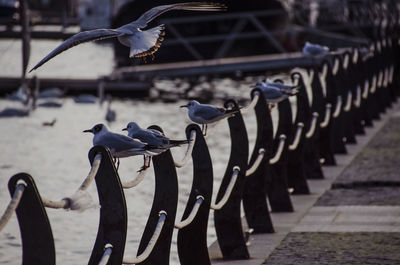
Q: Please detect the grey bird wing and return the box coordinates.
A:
[136,129,170,146]
[280,85,299,95]
[29,29,123,72]
[260,86,284,100]
[194,105,225,120]
[128,2,227,29]
[269,82,299,95]
[100,132,146,153]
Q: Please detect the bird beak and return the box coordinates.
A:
[83,129,92,133]
[122,128,127,131]
[180,105,188,108]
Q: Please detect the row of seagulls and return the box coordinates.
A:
[84,122,188,171]
[123,122,188,150]
[29,2,227,72]
[83,124,161,171]
[83,80,299,171]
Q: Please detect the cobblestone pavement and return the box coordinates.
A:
[316,187,400,206]
[264,232,400,265]
[332,116,400,189]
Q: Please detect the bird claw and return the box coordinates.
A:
[137,165,149,173]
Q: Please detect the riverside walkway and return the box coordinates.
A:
[210,100,400,265]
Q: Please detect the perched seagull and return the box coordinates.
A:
[180,100,239,134]
[123,122,188,153]
[83,123,160,171]
[265,79,300,95]
[302,41,330,56]
[105,95,116,124]
[29,2,226,72]
[253,80,299,107]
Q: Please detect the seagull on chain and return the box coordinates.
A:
[180,100,239,135]
[253,80,299,108]
[302,41,330,56]
[123,122,188,153]
[83,123,162,171]
[29,2,226,72]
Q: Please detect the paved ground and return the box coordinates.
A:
[264,232,400,265]
[210,101,400,264]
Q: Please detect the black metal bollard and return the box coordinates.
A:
[214,100,250,260]
[267,98,294,212]
[317,60,337,165]
[341,51,358,144]
[8,173,55,265]
[87,146,127,265]
[135,125,179,265]
[349,48,366,135]
[367,43,383,120]
[243,88,274,233]
[291,72,324,181]
[329,55,348,155]
[359,49,375,127]
[374,39,390,113]
[178,124,213,265]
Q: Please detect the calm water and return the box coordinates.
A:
[0,38,309,264]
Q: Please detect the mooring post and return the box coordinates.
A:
[177,124,213,265]
[135,125,178,265]
[8,173,55,265]
[242,88,274,233]
[317,60,337,166]
[87,146,127,265]
[341,51,358,144]
[350,48,366,135]
[214,100,250,260]
[330,55,348,155]
[267,98,294,212]
[359,48,375,127]
[367,43,382,120]
[374,39,389,113]
[290,72,324,181]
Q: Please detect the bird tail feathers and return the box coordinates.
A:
[130,24,165,59]
[179,2,227,11]
[281,85,300,95]
[169,139,189,146]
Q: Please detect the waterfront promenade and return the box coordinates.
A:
[210,100,400,265]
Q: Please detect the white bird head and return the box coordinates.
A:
[83,123,108,135]
[122,121,141,134]
[180,100,199,109]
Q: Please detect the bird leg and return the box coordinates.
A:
[114,157,120,171]
[201,124,208,136]
[138,155,151,172]
[268,103,276,112]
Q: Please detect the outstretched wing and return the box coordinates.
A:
[130,2,226,28]
[29,29,122,72]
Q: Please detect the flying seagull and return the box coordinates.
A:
[29,2,226,72]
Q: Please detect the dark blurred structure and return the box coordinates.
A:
[0,0,78,27]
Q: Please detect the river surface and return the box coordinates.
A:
[0,38,306,264]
